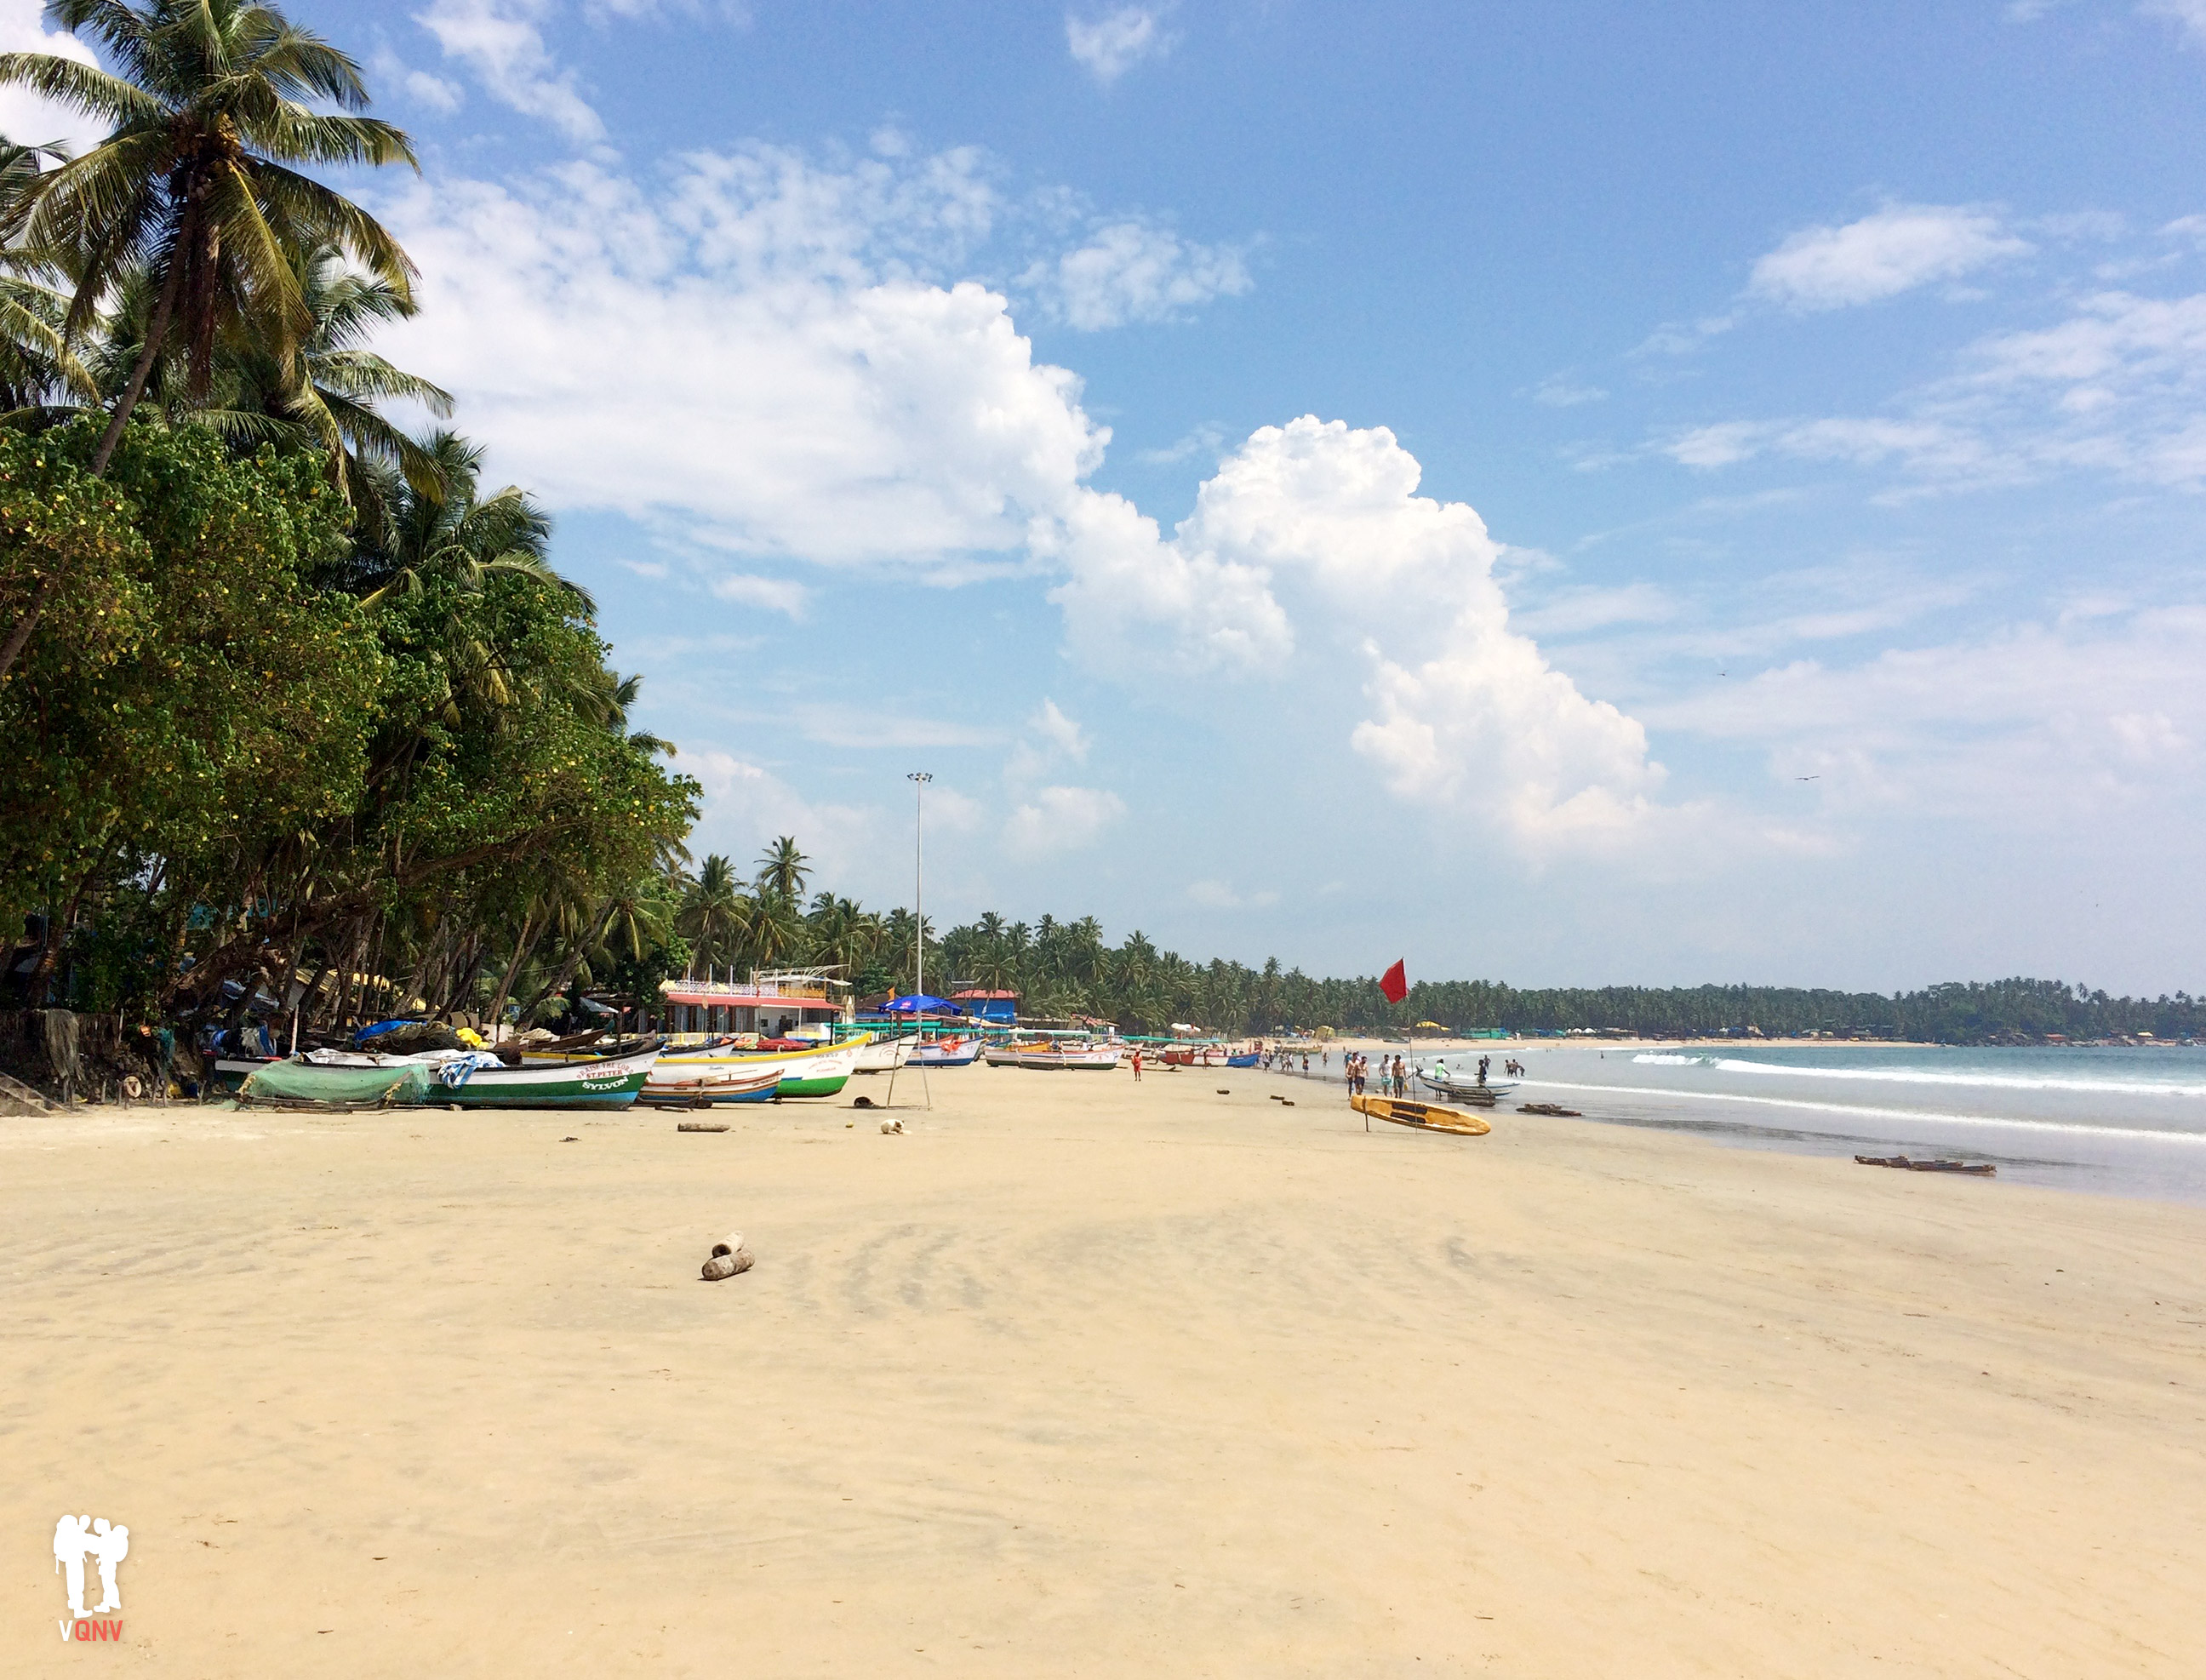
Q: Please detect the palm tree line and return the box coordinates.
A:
[0,1,695,1034]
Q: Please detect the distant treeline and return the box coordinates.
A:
[1366,976,2201,1043]
[926,917,2201,1043]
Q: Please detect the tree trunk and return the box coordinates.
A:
[519,900,617,1024]
[483,911,541,1037]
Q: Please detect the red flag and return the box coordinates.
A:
[1379,959,1408,1004]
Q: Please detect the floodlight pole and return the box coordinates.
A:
[908,772,931,1001]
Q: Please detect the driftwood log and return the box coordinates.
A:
[701,1233,754,1280]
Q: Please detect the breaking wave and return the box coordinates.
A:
[1630,1051,2206,1100]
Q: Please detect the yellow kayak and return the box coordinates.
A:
[1352,1093,1491,1137]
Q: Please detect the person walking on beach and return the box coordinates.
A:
[1132,1048,1142,1081]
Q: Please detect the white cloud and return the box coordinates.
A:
[1021,219,1250,329]
[709,574,809,617]
[1004,785,1126,857]
[2144,0,2206,47]
[1657,289,2206,493]
[1054,417,1674,850]
[1029,699,1089,761]
[1641,607,2206,823]
[404,68,466,113]
[1066,6,1174,85]
[1748,204,2032,311]
[1533,376,1608,408]
[414,0,606,142]
[0,0,106,153]
[1186,878,1279,910]
[1038,485,1294,676]
[683,748,882,884]
[377,146,1104,568]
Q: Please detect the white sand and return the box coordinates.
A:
[3,1065,2203,1676]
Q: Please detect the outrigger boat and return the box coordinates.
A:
[1415,1071,1517,1106]
[1352,1093,1491,1136]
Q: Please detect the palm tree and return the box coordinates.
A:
[353,431,589,717]
[755,835,809,902]
[0,139,96,414]
[677,854,749,979]
[217,240,452,530]
[0,0,418,675]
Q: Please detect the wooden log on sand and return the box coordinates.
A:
[702,1233,755,1280]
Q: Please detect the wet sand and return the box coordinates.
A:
[3,1065,2203,1676]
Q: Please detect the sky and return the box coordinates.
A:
[7,0,2206,993]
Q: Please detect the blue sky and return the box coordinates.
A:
[9,0,2206,991]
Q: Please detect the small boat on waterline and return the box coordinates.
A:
[912,1035,980,1066]
[1352,1094,1491,1137]
[1415,1072,1516,1106]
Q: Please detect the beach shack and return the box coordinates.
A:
[658,970,856,1042]
[950,988,1020,1026]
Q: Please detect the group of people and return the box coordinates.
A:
[1344,1052,1409,1096]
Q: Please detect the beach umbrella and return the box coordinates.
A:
[881,994,963,1014]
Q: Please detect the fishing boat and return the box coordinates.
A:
[1352,1093,1491,1137]
[304,1045,660,1108]
[1415,1071,1517,1106]
[235,1059,433,1107]
[985,1039,1123,1071]
[849,1034,914,1074]
[647,1034,866,1100]
[1224,1051,1260,1069]
[911,1035,980,1066]
[642,1066,782,1106]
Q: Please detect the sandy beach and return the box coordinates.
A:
[5,1064,2203,1677]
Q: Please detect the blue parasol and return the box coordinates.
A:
[881,994,963,1014]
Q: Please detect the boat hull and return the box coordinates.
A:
[647,1036,863,1101]
[1352,1094,1491,1136]
[437,1049,656,1107]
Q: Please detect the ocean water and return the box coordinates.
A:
[1496,1043,2206,1204]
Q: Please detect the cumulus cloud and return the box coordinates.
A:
[1021,220,1250,329]
[1004,785,1127,857]
[376,146,1105,567]
[0,0,106,153]
[1047,417,1674,849]
[415,0,606,142]
[1748,204,2032,311]
[1066,6,1174,85]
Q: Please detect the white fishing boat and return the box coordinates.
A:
[986,1039,1123,1071]
[912,1034,980,1066]
[646,1034,867,1100]
[849,1035,913,1074]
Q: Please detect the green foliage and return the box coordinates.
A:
[0,418,377,940]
